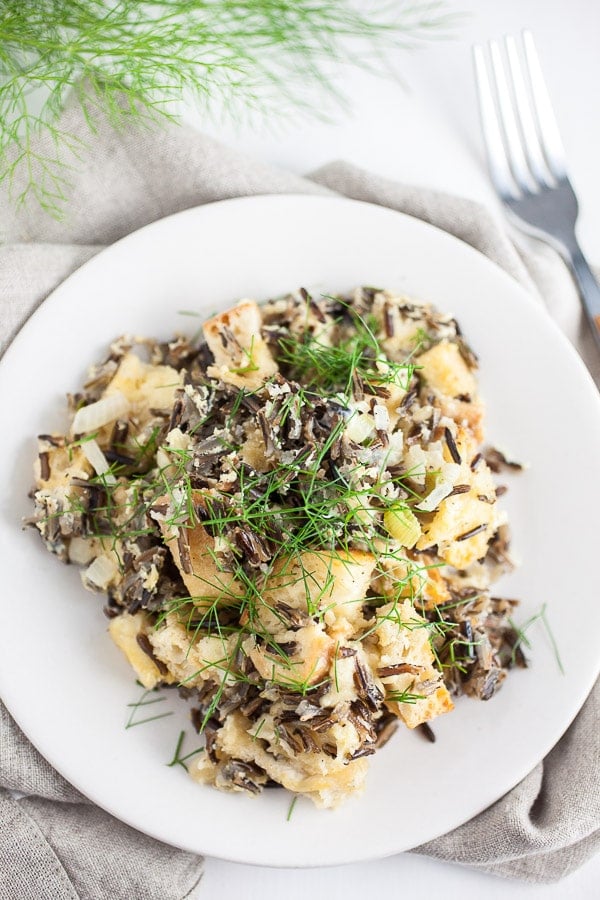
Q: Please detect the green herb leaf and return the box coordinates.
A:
[125,685,174,729]
[0,1,458,216]
[167,729,204,770]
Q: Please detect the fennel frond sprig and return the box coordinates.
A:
[0,0,457,216]
[277,299,417,397]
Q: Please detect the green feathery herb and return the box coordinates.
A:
[125,685,174,728]
[0,1,457,216]
[166,729,204,770]
[286,794,299,821]
[509,603,564,675]
[385,688,426,704]
[278,298,416,396]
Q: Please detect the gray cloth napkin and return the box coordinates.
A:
[1,99,599,896]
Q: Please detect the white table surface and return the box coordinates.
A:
[184,0,600,896]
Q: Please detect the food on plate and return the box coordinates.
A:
[27,287,524,808]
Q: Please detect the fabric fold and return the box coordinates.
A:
[1,105,598,894]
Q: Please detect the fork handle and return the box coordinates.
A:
[565,241,600,353]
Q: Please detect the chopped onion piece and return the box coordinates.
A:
[166,427,191,451]
[404,445,427,487]
[81,439,117,485]
[72,392,129,434]
[346,412,374,444]
[385,431,404,466]
[441,462,462,483]
[83,554,118,590]
[372,403,390,432]
[68,537,97,565]
[415,480,454,513]
[155,448,170,470]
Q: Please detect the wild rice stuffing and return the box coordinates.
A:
[27,287,525,808]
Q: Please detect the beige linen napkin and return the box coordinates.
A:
[1,101,599,896]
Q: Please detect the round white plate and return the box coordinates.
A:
[1,195,599,867]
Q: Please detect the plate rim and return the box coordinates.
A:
[1,193,599,867]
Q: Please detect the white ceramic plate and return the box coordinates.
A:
[1,195,599,868]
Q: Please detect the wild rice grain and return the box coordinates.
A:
[444,427,462,464]
[456,523,488,542]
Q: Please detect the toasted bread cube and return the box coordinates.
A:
[240,423,271,471]
[203,300,278,389]
[397,684,454,728]
[258,549,375,642]
[239,549,374,688]
[417,340,477,399]
[34,439,91,491]
[244,623,333,688]
[149,617,236,686]
[108,611,173,689]
[371,555,452,610]
[104,352,182,418]
[417,460,498,568]
[374,599,454,728]
[159,517,244,608]
[189,710,369,809]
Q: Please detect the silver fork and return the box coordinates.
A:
[473,30,600,354]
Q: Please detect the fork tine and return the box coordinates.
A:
[488,40,533,193]
[504,34,553,188]
[472,44,517,199]
[522,30,567,179]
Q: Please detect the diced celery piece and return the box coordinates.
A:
[383,506,422,548]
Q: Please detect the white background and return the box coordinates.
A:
[189,1,600,897]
